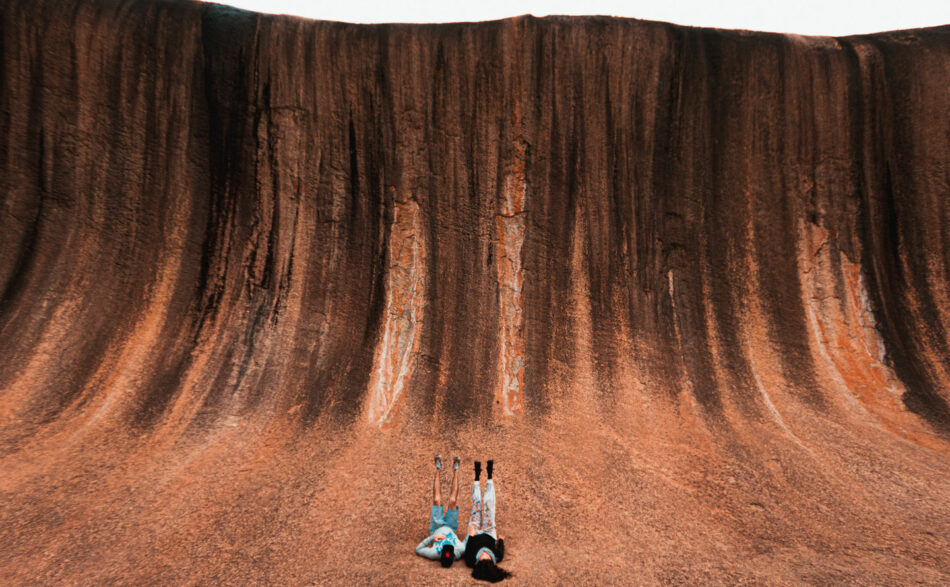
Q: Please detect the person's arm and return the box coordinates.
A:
[495,536,505,563]
[453,534,466,559]
[415,535,438,559]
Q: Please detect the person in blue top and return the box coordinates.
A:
[415,454,464,567]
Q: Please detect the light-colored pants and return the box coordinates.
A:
[468,480,497,538]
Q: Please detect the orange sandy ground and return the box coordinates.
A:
[2,398,949,585]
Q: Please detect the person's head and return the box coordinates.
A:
[472,559,511,582]
[439,544,455,568]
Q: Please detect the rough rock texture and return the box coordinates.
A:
[2,0,949,583]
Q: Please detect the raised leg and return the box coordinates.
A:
[481,479,497,538]
[467,480,482,537]
[448,467,459,510]
[433,467,442,507]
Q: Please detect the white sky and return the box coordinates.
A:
[203,0,949,36]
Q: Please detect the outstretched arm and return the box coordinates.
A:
[495,537,505,563]
[415,535,438,559]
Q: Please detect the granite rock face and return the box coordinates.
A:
[1,0,949,583]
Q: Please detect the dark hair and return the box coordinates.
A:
[439,545,455,568]
[472,559,511,582]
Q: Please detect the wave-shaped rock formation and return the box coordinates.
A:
[2,0,949,582]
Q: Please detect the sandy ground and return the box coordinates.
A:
[2,401,949,584]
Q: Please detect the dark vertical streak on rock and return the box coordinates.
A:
[752,38,824,408]
[846,37,950,432]
[194,6,254,330]
[0,141,44,315]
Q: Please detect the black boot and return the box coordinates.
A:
[474,461,482,481]
[486,459,494,480]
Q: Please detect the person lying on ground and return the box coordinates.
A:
[415,454,464,567]
[463,459,511,582]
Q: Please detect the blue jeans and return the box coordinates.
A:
[429,504,459,534]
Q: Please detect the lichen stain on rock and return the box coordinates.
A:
[366,198,425,427]
[495,128,528,416]
[495,213,526,416]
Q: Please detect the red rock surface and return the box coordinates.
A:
[1,0,949,583]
